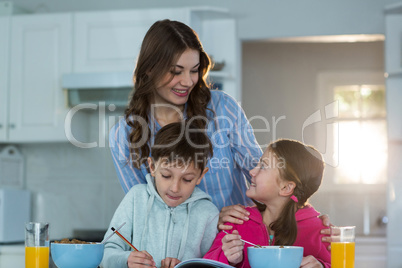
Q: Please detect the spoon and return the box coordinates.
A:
[223,230,262,248]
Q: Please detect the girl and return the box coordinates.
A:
[204,139,331,268]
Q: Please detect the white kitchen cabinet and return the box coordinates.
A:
[385,3,402,268]
[73,8,188,73]
[189,8,240,100]
[5,13,72,142]
[385,4,402,141]
[72,7,241,100]
[0,17,10,141]
[1,6,240,143]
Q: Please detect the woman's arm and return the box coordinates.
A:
[109,119,148,193]
[223,93,263,182]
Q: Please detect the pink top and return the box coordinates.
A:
[204,205,331,268]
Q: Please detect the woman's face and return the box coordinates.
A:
[154,49,200,108]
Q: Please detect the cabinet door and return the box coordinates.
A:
[189,8,240,101]
[73,8,187,73]
[0,17,10,141]
[0,254,24,268]
[385,14,402,74]
[9,14,72,142]
[385,14,402,141]
[201,19,239,101]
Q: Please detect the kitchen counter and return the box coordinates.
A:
[355,236,387,268]
[0,243,59,268]
[0,244,24,268]
[0,236,387,268]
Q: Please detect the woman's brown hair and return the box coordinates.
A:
[125,19,212,168]
[254,139,324,246]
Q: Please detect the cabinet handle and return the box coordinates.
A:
[0,124,2,129]
[9,123,15,129]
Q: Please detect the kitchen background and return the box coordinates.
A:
[1,0,401,267]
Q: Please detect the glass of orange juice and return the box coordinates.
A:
[25,222,49,268]
[331,226,355,268]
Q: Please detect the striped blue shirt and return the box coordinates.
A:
[109,90,263,211]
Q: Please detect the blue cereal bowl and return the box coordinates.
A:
[247,246,303,268]
[51,242,104,268]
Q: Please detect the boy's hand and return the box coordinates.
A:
[222,230,244,265]
[218,205,250,230]
[127,250,156,268]
[300,255,324,268]
[161,257,180,268]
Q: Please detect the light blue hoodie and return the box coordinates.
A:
[101,174,220,268]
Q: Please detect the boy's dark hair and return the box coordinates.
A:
[151,121,213,172]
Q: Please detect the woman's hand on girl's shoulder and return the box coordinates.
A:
[318,214,333,250]
[300,255,324,268]
[218,204,250,231]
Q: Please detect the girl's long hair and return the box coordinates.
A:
[124,19,212,168]
[254,139,324,246]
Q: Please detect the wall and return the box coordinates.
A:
[17,111,124,240]
[241,41,387,236]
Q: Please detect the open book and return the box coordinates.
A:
[175,258,235,268]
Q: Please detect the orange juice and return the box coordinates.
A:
[25,246,49,268]
[331,242,355,268]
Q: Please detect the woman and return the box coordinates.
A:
[109,19,331,233]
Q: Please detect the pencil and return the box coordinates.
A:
[111,227,139,251]
[101,222,126,244]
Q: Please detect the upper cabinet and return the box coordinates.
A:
[72,8,188,73]
[5,14,72,142]
[189,8,240,100]
[385,3,402,141]
[71,7,240,100]
[1,7,240,143]
[385,4,402,76]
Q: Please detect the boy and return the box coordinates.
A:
[101,121,219,268]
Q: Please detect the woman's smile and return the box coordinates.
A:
[171,88,189,97]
